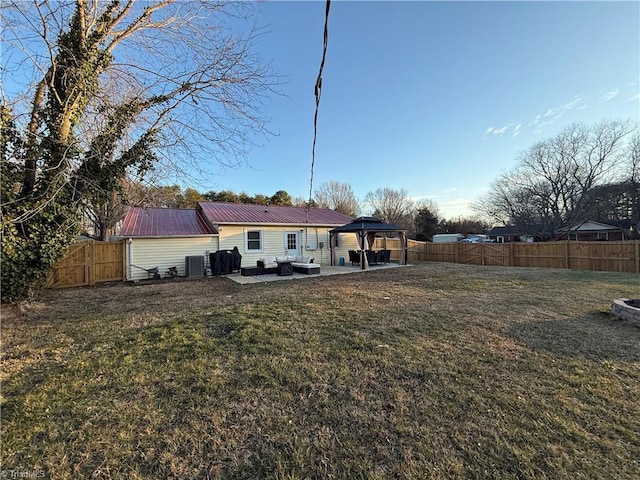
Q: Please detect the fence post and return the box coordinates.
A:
[636,240,639,274]
[89,240,96,285]
[83,243,90,285]
[122,239,127,281]
[564,241,570,270]
[509,242,515,267]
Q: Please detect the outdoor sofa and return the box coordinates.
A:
[246,255,319,275]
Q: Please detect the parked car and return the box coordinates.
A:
[460,235,494,243]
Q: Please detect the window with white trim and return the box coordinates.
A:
[245,229,263,252]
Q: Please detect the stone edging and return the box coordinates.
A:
[611,298,640,327]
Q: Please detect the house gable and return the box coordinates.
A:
[555,219,634,241]
[568,220,620,232]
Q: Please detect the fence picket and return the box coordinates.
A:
[50,240,124,288]
[402,240,639,273]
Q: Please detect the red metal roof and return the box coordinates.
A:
[197,202,354,226]
[119,207,218,237]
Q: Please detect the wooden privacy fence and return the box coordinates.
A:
[50,238,638,289]
[49,240,125,288]
[374,238,640,274]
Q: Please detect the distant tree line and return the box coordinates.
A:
[125,184,295,209]
[84,179,491,242]
[84,182,304,240]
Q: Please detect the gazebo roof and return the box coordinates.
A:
[329,217,407,233]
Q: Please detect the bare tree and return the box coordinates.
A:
[84,189,129,241]
[627,132,640,184]
[582,132,640,236]
[627,133,640,234]
[314,181,360,216]
[474,120,636,238]
[364,187,414,228]
[1,0,276,300]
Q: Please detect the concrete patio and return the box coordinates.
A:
[226,262,405,285]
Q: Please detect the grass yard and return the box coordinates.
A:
[1,262,639,479]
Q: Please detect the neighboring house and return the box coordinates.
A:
[118,202,357,281]
[488,220,635,243]
[554,219,636,241]
[486,226,534,243]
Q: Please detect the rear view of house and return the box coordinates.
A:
[118,202,357,281]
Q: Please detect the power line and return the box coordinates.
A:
[307,0,331,222]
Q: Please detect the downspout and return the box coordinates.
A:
[300,229,304,255]
[127,238,133,281]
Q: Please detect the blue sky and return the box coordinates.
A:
[4,1,637,218]
[199,0,638,218]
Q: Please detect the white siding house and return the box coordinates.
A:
[217,224,360,267]
[126,236,219,281]
[118,202,356,279]
[197,202,356,269]
[118,207,219,281]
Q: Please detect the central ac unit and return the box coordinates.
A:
[185,255,204,277]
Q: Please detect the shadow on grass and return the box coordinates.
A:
[507,312,640,362]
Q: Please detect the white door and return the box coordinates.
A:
[285,231,299,256]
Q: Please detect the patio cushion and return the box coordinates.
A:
[258,256,278,269]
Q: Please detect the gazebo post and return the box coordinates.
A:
[329,231,337,266]
[329,231,334,266]
[400,232,407,265]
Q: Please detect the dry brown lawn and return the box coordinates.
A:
[2,262,639,479]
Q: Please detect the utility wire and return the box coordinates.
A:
[307,0,331,223]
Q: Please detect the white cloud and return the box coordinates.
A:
[439,198,474,219]
[561,95,582,111]
[512,123,522,137]
[630,93,640,101]
[483,125,508,138]
[411,190,476,218]
[483,88,614,139]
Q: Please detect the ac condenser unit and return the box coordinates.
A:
[185,255,204,277]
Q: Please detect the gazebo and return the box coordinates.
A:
[329,217,408,270]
